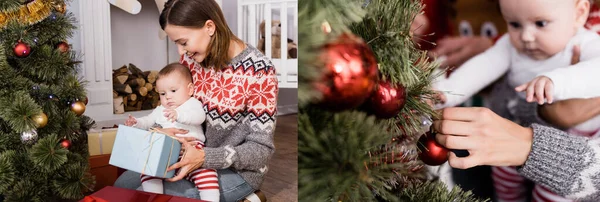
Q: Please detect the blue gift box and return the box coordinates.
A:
[109,125,181,178]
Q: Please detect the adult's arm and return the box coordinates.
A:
[432,107,600,201]
[537,98,600,129]
[519,124,600,201]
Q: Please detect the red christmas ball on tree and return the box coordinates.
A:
[417,131,449,166]
[56,41,69,53]
[60,139,71,149]
[14,41,31,58]
[314,33,379,111]
[364,81,407,119]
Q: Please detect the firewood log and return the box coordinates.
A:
[143,71,159,84]
[113,96,124,114]
[144,83,153,92]
[113,72,129,84]
[136,86,148,97]
[126,76,145,87]
[125,106,139,112]
[113,90,118,98]
[128,63,144,77]
[115,65,128,74]
[135,101,143,111]
[127,94,137,104]
[114,83,132,94]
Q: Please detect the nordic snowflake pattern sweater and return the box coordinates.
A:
[180,44,278,190]
[585,3,600,34]
[489,76,600,201]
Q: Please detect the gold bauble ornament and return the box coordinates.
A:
[32,112,48,128]
[70,101,85,116]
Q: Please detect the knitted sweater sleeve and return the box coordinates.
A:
[519,124,600,201]
[202,62,278,172]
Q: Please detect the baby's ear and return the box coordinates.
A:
[187,82,194,96]
[575,0,590,28]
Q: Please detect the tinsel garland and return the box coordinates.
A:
[0,0,64,29]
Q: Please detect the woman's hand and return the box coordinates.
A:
[157,128,205,182]
[432,107,534,169]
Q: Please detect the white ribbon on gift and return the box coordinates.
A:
[141,128,178,178]
[89,128,105,155]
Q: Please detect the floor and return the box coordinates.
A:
[260,114,298,202]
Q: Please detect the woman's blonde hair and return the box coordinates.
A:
[159,0,243,69]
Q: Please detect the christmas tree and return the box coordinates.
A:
[0,0,95,201]
[298,0,486,201]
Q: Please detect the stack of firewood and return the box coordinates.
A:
[112,63,160,114]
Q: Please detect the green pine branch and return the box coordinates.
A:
[398,181,489,202]
[0,91,42,133]
[30,134,69,172]
[349,0,438,135]
[0,128,23,152]
[5,180,46,202]
[0,151,17,193]
[299,109,425,201]
[13,44,78,84]
[0,0,22,11]
[52,161,94,199]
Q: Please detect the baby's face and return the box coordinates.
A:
[156,73,193,109]
[500,0,583,60]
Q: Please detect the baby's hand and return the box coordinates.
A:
[425,91,447,108]
[515,76,554,105]
[125,114,137,126]
[164,109,178,122]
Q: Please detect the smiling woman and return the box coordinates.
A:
[113,0,278,202]
[159,0,244,70]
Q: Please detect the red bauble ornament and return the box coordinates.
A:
[14,41,31,58]
[56,41,69,53]
[417,132,449,166]
[83,96,88,105]
[315,33,379,111]
[364,81,407,119]
[60,139,71,149]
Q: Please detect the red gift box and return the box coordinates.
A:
[81,186,208,202]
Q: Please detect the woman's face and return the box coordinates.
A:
[164,21,214,63]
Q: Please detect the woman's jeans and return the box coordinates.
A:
[114,169,254,202]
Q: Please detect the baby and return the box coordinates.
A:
[433,0,600,201]
[125,63,218,201]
